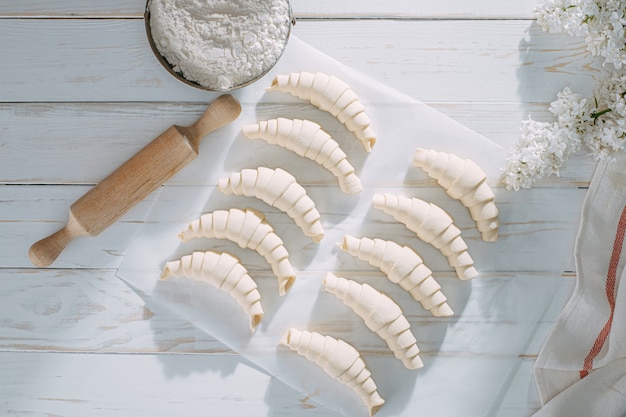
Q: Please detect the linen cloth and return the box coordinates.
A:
[533,151,626,415]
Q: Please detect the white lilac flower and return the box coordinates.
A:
[503,2,626,190]
[535,0,626,68]
[535,0,590,38]
[503,119,572,190]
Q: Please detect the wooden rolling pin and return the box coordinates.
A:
[29,94,242,267]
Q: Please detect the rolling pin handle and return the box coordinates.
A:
[28,214,87,267]
[186,94,242,149]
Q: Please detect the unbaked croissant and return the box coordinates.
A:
[412,148,499,241]
[372,193,477,280]
[280,328,385,416]
[340,235,453,317]
[178,208,295,295]
[241,118,363,194]
[323,272,423,370]
[217,167,325,242]
[266,71,376,152]
[160,251,263,331]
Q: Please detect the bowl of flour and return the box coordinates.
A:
[145,0,293,91]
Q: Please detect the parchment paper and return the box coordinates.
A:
[117,36,566,416]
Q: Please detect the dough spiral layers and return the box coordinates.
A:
[280,328,385,416]
[412,148,499,241]
[178,207,295,295]
[267,71,376,152]
[323,272,423,370]
[217,167,324,242]
[160,250,263,331]
[340,235,453,317]
[242,118,363,194]
[372,193,477,280]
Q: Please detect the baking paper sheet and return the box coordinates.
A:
[117,36,568,416]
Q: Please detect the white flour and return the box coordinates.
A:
[148,0,291,91]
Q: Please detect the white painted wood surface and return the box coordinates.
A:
[0,0,538,18]
[0,1,595,416]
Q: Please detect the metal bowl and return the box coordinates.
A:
[144,0,294,92]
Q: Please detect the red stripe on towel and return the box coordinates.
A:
[579,205,626,379]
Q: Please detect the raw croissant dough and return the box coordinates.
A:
[280,328,385,416]
[412,148,499,241]
[267,71,376,152]
[160,251,263,331]
[241,118,363,194]
[323,272,423,370]
[340,235,453,317]
[178,208,296,295]
[372,193,477,280]
[217,167,324,242]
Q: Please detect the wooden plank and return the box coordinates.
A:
[1,183,584,270]
[1,184,155,269]
[291,0,537,19]
[0,268,219,352]
[0,267,574,359]
[0,268,230,353]
[0,267,572,354]
[295,20,597,103]
[0,102,598,186]
[0,351,335,416]
[0,263,570,415]
[0,0,145,17]
[0,103,215,185]
[0,0,538,19]
[0,19,597,103]
[0,349,549,416]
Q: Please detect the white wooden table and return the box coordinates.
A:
[0,2,597,416]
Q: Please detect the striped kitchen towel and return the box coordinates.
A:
[533,151,626,416]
